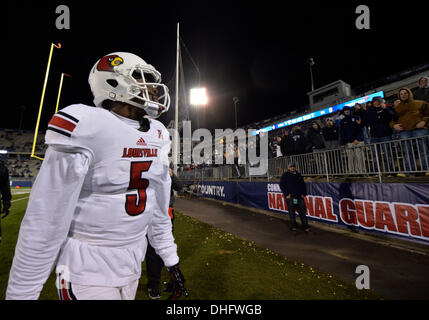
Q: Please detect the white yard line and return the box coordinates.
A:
[11,197,30,203]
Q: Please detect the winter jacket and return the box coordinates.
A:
[339,115,364,145]
[290,129,308,155]
[413,76,429,103]
[306,126,326,150]
[364,106,395,138]
[390,87,429,131]
[279,170,307,198]
[280,135,294,156]
[322,124,339,141]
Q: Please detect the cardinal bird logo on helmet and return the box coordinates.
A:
[96,55,124,72]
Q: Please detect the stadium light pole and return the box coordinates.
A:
[233,96,239,129]
[308,57,315,91]
[173,23,180,175]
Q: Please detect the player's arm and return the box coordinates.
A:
[147,132,188,299]
[6,146,92,300]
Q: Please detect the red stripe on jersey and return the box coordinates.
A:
[48,115,77,133]
[60,279,71,300]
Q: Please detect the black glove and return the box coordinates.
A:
[166,263,189,300]
[1,201,11,219]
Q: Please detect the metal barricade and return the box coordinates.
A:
[177,135,429,182]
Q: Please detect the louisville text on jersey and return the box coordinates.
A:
[122,148,158,158]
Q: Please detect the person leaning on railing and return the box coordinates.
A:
[390,87,429,177]
[363,97,396,172]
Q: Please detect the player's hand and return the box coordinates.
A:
[166,263,189,300]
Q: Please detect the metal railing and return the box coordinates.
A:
[177,135,429,183]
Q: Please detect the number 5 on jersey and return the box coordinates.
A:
[126,161,152,216]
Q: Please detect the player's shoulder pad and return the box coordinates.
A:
[45,104,107,149]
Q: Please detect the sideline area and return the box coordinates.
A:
[175,196,429,300]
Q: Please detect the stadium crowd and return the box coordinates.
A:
[180,77,429,177]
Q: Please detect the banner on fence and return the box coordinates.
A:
[194,181,429,243]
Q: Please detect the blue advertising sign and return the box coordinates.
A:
[253,91,385,135]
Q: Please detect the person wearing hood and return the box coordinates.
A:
[280,129,294,156]
[322,117,339,150]
[413,76,429,103]
[390,87,429,175]
[339,107,366,175]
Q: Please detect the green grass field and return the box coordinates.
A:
[0,189,382,300]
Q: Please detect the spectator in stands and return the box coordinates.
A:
[333,110,344,128]
[390,87,429,176]
[290,125,308,155]
[307,121,326,151]
[354,102,370,144]
[413,76,429,103]
[306,121,326,174]
[279,163,310,233]
[353,103,366,119]
[364,97,395,172]
[322,117,339,150]
[280,129,294,156]
[275,136,283,157]
[339,107,366,174]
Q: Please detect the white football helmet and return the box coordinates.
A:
[88,52,170,118]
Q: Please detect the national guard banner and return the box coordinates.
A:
[194,181,429,244]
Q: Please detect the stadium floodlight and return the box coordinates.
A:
[190,87,208,106]
[0,150,8,154]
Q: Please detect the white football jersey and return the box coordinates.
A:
[6,104,179,299]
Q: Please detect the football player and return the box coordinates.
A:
[6,52,188,300]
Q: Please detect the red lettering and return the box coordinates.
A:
[325,198,337,221]
[314,197,327,219]
[340,199,357,225]
[356,200,375,228]
[268,193,276,210]
[122,148,128,158]
[394,204,421,236]
[375,202,397,232]
[417,205,429,238]
[304,196,314,216]
[276,193,285,211]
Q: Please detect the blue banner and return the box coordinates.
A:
[194,181,429,244]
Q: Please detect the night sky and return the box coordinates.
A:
[5,1,429,132]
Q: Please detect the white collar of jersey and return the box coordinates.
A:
[110,111,142,129]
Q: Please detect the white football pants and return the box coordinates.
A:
[57,275,139,300]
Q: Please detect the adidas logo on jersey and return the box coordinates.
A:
[136,137,147,146]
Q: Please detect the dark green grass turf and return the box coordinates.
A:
[0,192,381,300]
